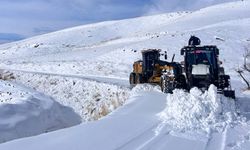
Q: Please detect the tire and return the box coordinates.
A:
[160,76,167,92]
[176,75,187,89]
[129,73,136,85]
[136,73,144,84]
[161,75,174,93]
[219,67,225,75]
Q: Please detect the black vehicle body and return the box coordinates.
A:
[161,45,235,99]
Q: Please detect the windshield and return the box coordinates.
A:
[186,50,214,66]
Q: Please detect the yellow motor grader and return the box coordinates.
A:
[129,49,186,90]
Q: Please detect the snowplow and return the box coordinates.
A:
[129,42,235,99]
[161,45,235,99]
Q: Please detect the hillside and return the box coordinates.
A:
[0,0,250,150]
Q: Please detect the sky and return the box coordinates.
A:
[0,0,235,43]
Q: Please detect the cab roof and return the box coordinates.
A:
[141,49,161,54]
[181,45,219,55]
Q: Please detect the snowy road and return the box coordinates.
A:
[1,69,130,88]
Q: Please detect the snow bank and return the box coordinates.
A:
[158,85,242,134]
[131,84,161,94]
[0,80,81,143]
[11,71,130,121]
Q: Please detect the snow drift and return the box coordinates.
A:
[158,85,242,134]
[0,80,81,143]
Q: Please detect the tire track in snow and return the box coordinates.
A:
[115,121,172,150]
[135,129,171,150]
[205,125,229,150]
[114,123,158,150]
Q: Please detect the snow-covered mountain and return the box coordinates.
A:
[0,1,250,150]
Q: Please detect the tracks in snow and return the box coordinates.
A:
[205,125,229,150]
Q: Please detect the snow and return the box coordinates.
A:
[0,0,250,149]
[0,85,249,150]
[158,85,240,134]
[0,80,81,143]
[10,70,130,121]
[0,87,171,150]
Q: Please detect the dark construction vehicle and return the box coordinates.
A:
[129,46,235,99]
[161,45,235,98]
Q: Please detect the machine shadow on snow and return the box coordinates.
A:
[237,96,250,121]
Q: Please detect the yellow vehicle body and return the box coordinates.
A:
[131,60,174,84]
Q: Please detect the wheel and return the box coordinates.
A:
[175,75,187,89]
[160,76,168,92]
[135,73,144,84]
[219,67,225,75]
[160,76,164,92]
[161,75,174,93]
[129,73,136,85]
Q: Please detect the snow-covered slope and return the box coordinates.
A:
[0,80,81,143]
[0,0,250,149]
[0,1,249,78]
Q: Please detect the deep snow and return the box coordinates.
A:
[10,70,130,121]
[0,85,250,150]
[0,80,81,143]
[0,0,250,149]
[158,85,240,134]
